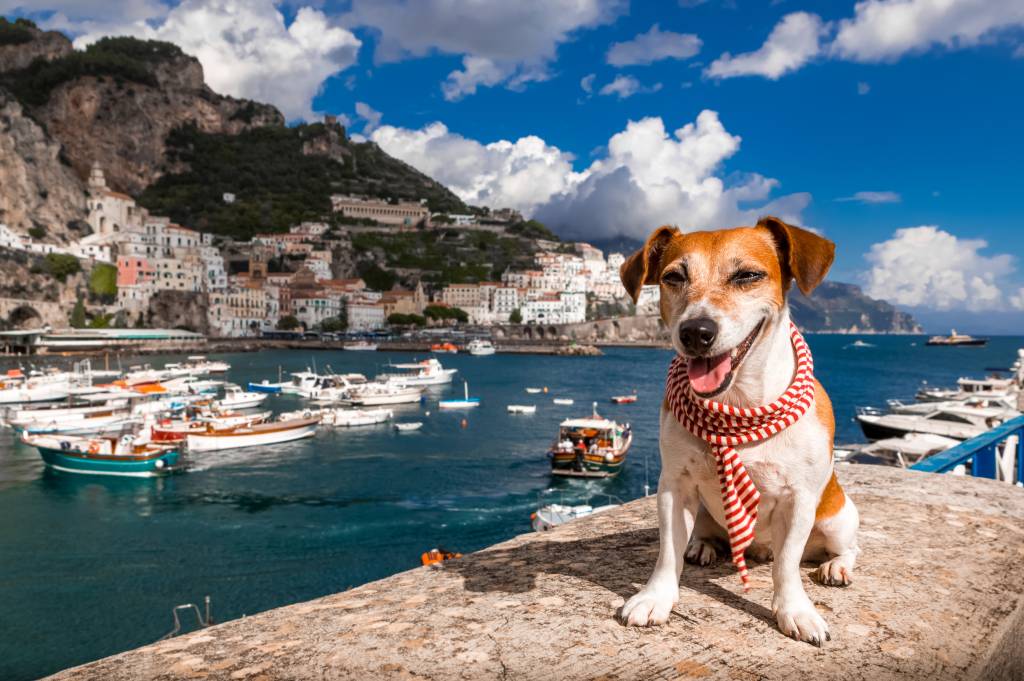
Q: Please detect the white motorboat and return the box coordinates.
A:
[162,376,223,395]
[186,417,319,452]
[21,411,138,436]
[438,381,480,409]
[184,356,231,374]
[6,400,130,428]
[883,394,1020,415]
[531,495,622,532]
[507,405,536,414]
[320,408,392,427]
[0,370,71,404]
[467,339,496,356]
[916,376,1018,402]
[216,384,267,410]
[552,398,574,406]
[306,374,369,403]
[525,387,544,394]
[343,341,378,351]
[857,405,1013,441]
[343,382,423,407]
[394,421,423,432]
[838,433,960,468]
[379,358,457,387]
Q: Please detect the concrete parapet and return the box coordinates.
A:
[48,465,1024,680]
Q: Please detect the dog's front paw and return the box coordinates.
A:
[814,556,854,586]
[684,538,718,566]
[619,586,677,627]
[773,595,830,646]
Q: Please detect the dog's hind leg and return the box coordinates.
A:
[684,502,724,567]
[619,472,699,627]
[813,491,860,587]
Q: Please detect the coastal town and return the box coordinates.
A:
[0,156,648,338]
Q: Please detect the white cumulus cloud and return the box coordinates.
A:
[705,12,829,80]
[831,0,1024,62]
[63,0,361,121]
[606,24,702,66]
[598,75,662,99]
[355,102,382,133]
[372,110,811,242]
[864,226,1016,310]
[580,73,596,93]
[344,0,624,99]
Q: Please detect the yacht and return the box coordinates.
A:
[925,329,987,346]
[343,382,423,406]
[216,384,267,410]
[379,358,457,387]
[467,339,496,356]
[916,376,1018,402]
[856,405,1013,441]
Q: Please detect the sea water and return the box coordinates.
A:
[0,335,1020,679]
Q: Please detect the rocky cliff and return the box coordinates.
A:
[0,26,283,196]
[144,290,209,334]
[791,281,922,333]
[0,89,88,242]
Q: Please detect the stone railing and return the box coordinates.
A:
[48,465,1024,680]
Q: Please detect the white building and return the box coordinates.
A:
[347,298,386,331]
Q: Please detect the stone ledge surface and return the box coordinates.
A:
[49,465,1024,680]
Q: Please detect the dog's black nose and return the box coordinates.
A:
[678,318,718,355]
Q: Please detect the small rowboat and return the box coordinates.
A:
[507,405,536,414]
[394,422,423,432]
[611,394,638,404]
[525,387,544,394]
[22,432,180,477]
[247,380,285,394]
[186,417,319,452]
[553,398,574,406]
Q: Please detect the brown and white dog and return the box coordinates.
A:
[617,216,859,645]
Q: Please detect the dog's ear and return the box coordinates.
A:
[620,226,680,303]
[759,216,835,295]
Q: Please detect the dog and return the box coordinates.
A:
[617,216,860,645]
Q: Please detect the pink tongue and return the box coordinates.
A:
[688,353,733,394]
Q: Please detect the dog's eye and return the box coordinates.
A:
[731,270,765,285]
[661,270,687,287]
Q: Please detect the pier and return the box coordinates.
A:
[48,464,1024,680]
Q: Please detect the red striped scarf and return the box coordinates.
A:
[665,322,815,590]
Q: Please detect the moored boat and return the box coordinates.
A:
[342,382,423,406]
[394,421,423,432]
[467,339,496,356]
[610,394,637,404]
[430,342,458,354]
[379,358,457,387]
[552,398,574,406]
[342,340,378,351]
[216,384,267,410]
[22,432,180,477]
[507,404,536,414]
[186,417,319,452]
[548,405,632,478]
[531,495,622,532]
[320,407,392,427]
[856,406,1012,441]
[438,381,480,409]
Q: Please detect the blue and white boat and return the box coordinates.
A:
[247,380,284,394]
[438,381,480,409]
[22,433,181,477]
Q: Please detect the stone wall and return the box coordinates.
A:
[494,314,668,346]
[48,465,1024,680]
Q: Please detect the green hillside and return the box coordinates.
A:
[138,123,469,239]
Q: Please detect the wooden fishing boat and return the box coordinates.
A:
[150,411,272,443]
[22,433,181,477]
[548,405,632,478]
[186,417,319,452]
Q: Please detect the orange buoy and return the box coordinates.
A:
[460,418,468,429]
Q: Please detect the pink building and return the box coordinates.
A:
[117,255,155,287]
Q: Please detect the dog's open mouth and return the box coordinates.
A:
[687,319,765,397]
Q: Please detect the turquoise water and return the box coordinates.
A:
[0,335,1021,680]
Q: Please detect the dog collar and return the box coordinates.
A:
[665,322,815,590]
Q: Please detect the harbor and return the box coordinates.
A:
[0,335,1022,679]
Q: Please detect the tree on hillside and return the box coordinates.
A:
[424,305,468,324]
[69,298,86,328]
[276,315,300,330]
[509,308,522,324]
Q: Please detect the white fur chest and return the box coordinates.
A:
[659,404,832,542]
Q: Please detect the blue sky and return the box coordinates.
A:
[10,0,1024,331]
